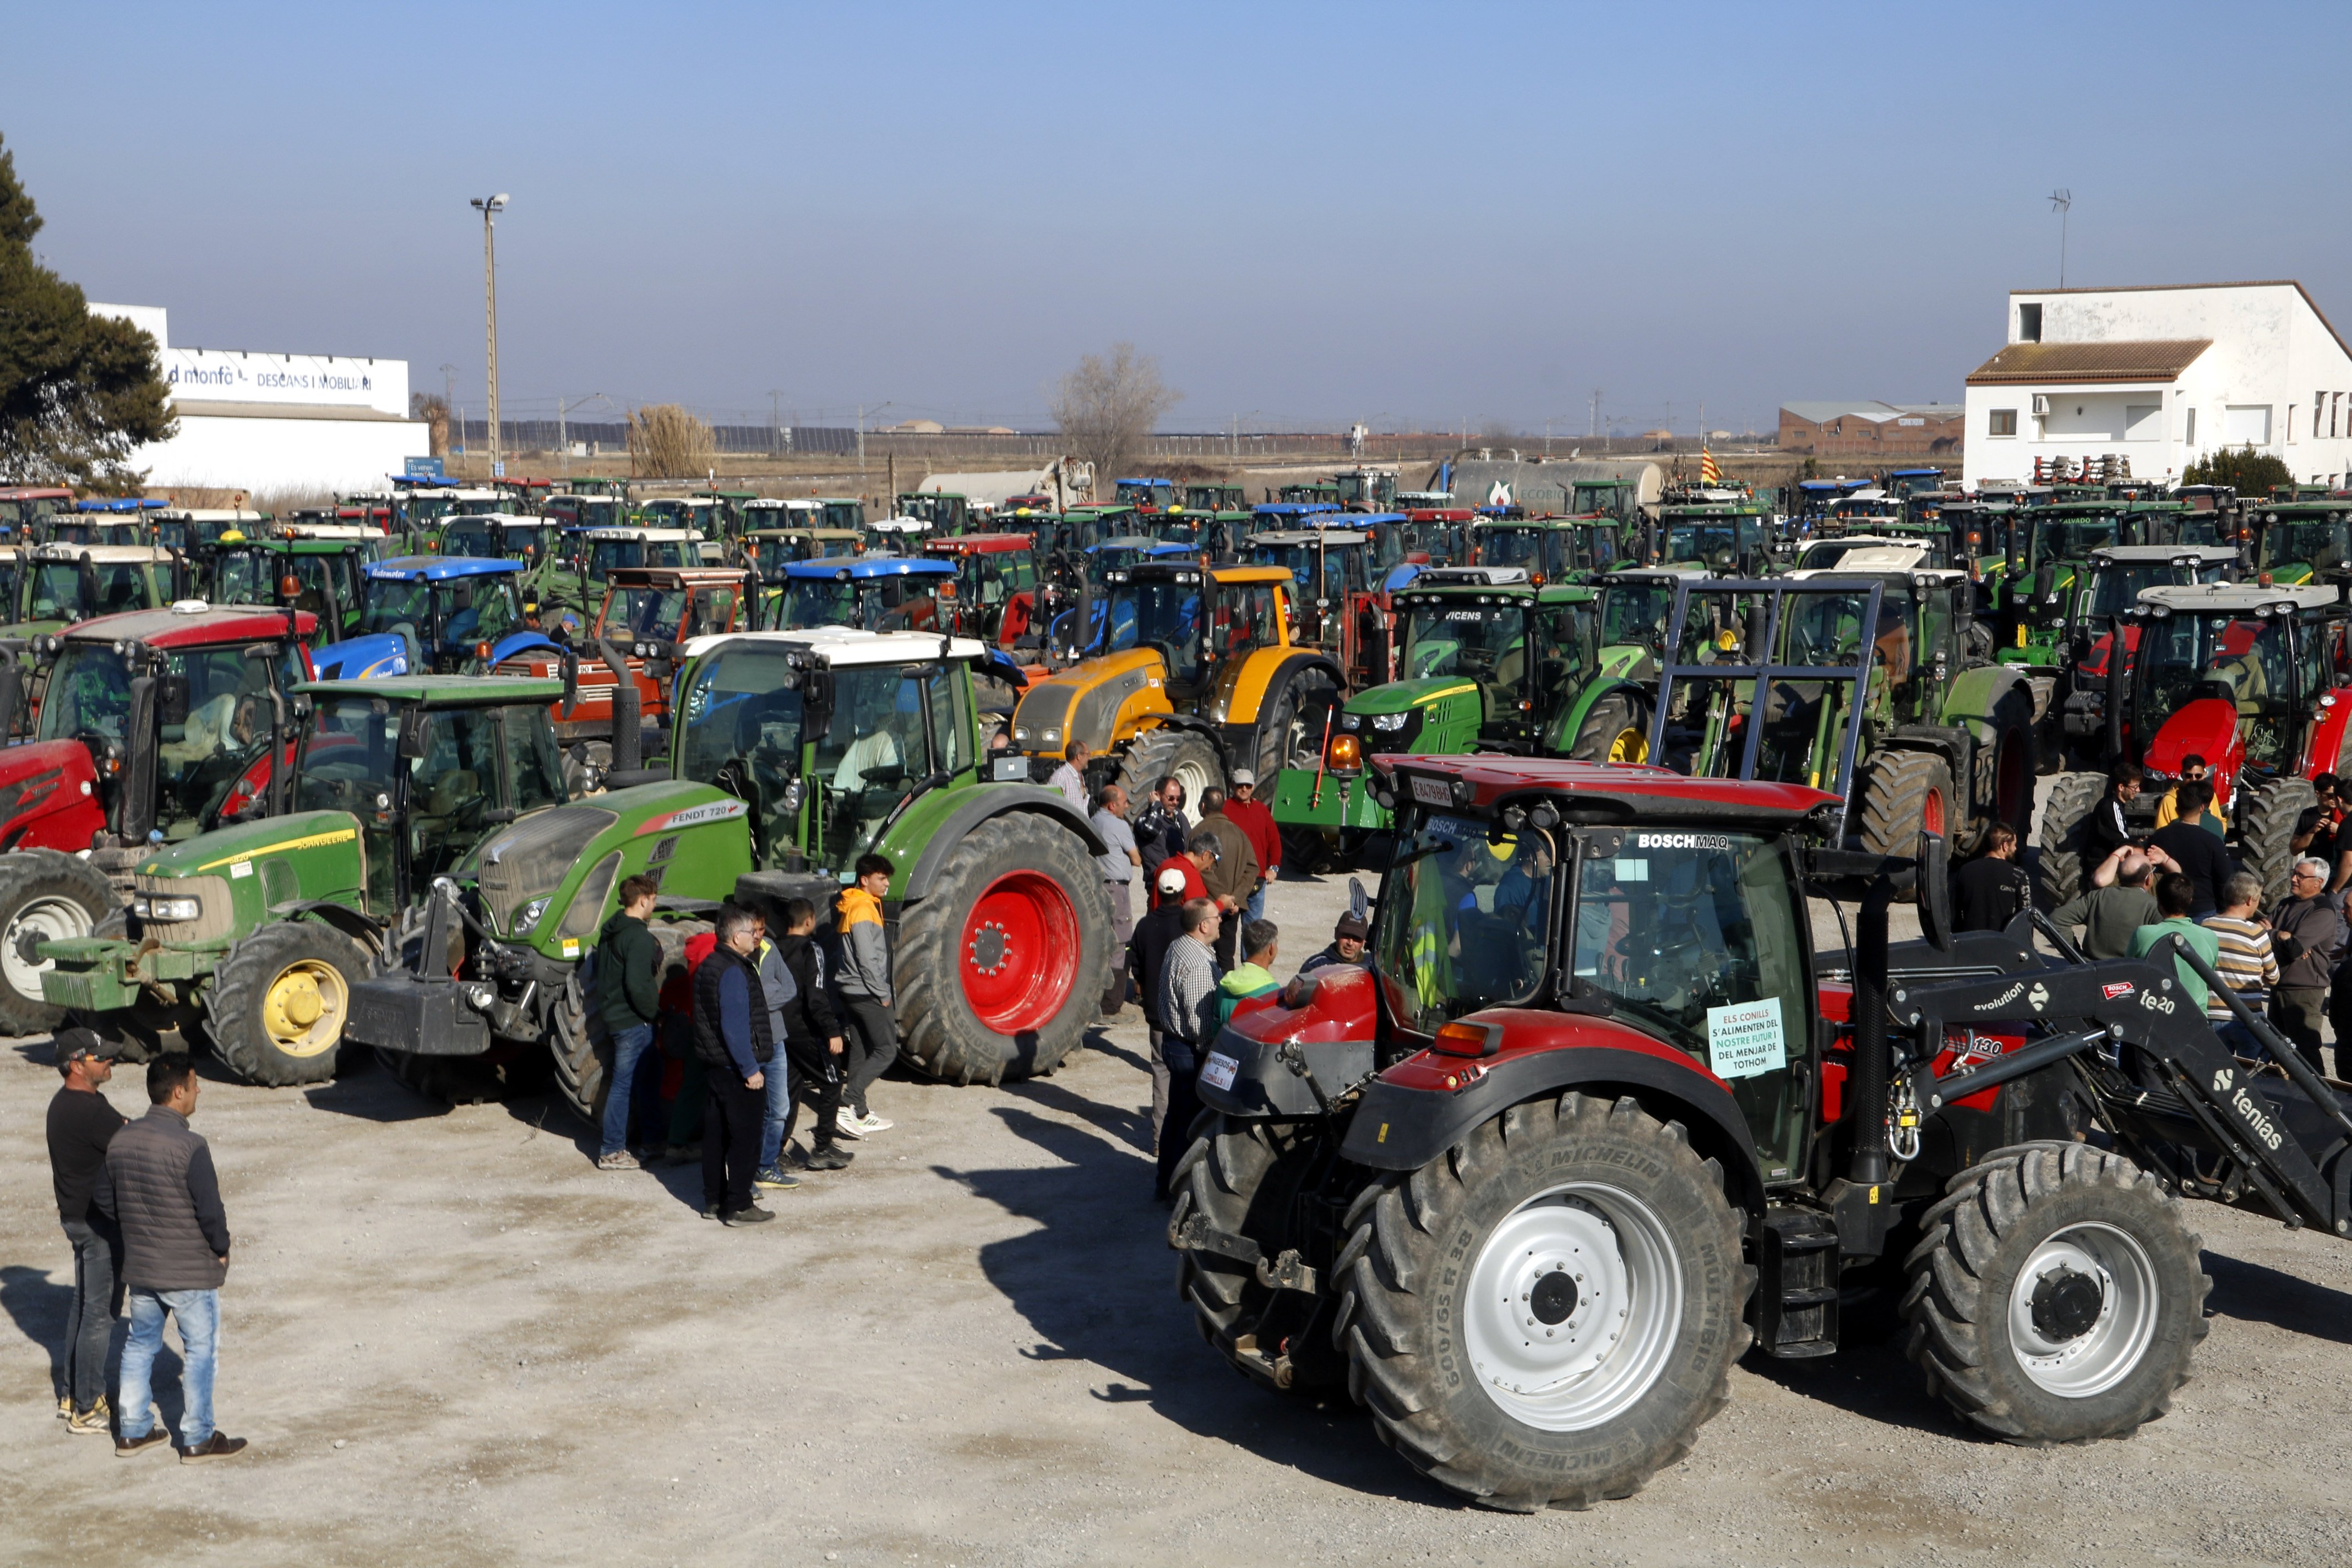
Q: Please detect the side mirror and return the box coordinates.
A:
[156,673,191,727]
[1916,830,1953,952]
[396,709,435,760]
[803,668,834,742]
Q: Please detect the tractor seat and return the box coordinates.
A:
[424,769,482,819]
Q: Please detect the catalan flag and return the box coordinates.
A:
[1700,447,1721,483]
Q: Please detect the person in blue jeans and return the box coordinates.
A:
[96,1055,244,1462]
[752,908,803,1191]
[594,875,668,1169]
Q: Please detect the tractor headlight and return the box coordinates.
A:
[132,894,202,923]
[1371,712,1413,731]
[515,896,551,932]
[1339,713,1363,732]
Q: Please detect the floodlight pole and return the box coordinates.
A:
[470,193,509,466]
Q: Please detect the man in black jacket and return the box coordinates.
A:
[2150,778,2237,917]
[691,904,776,1225]
[593,875,666,1170]
[47,1028,124,1434]
[1954,823,2032,932]
[97,1055,244,1462]
[1130,865,1191,1169]
[772,899,853,1174]
[2082,762,2143,867]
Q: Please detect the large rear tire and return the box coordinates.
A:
[1569,692,1649,765]
[206,920,376,1087]
[897,811,1114,1085]
[1901,1142,2208,1444]
[1855,749,1954,859]
[2235,774,2316,906]
[2035,770,2109,909]
[1964,687,2037,853]
[1256,674,1338,781]
[1334,1092,1751,1511]
[1170,1116,1349,1395]
[0,851,117,1037]
[1113,726,1222,825]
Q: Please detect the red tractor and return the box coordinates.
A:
[921,532,1047,650]
[0,605,317,1032]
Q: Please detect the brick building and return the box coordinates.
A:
[1778,401,1965,458]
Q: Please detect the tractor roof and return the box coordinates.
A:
[366,556,522,581]
[1793,545,1934,572]
[1373,755,1842,826]
[2091,545,2240,565]
[679,627,988,666]
[1254,503,1342,518]
[606,566,749,587]
[155,509,267,522]
[2136,582,2341,615]
[569,526,698,542]
[1418,565,1532,587]
[435,489,505,502]
[783,557,954,580]
[213,535,368,554]
[64,603,320,647]
[1251,530,1373,547]
[1395,580,1594,605]
[744,498,818,512]
[23,543,173,563]
[440,515,549,530]
[747,526,859,542]
[1785,564,1966,587]
[1206,564,1294,585]
[1596,564,1716,583]
[295,674,567,704]
[922,534,1035,554]
[1086,536,1162,554]
[282,524,388,540]
[75,497,166,513]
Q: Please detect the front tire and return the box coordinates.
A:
[1113,727,1222,824]
[547,971,603,1125]
[2235,775,2317,906]
[1855,749,1954,859]
[0,851,117,1036]
[2035,770,2108,909]
[1171,1117,1348,1394]
[206,920,376,1087]
[897,812,1114,1085]
[1569,692,1649,765]
[1334,1092,1751,1511]
[1901,1142,2208,1444]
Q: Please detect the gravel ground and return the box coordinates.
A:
[5,862,2352,1567]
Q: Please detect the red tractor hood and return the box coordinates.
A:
[0,739,105,853]
[2145,697,2245,792]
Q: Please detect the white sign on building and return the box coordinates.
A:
[1962,281,2352,489]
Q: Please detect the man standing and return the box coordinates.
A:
[1217,919,1282,1027]
[2155,755,2228,835]
[1151,837,1213,912]
[1189,787,1259,967]
[692,905,776,1226]
[1222,769,1281,923]
[2054,847,2165,959]
[1047,740,1089,813]
[771,899,852,1174]
[1131,864,1191,1162]
[1953,823,2031,933]
[1155,899,1223,1201]
[834,853,897,1139]
[1092,783,1142,1014]
[2149,779,2235,917]
[2203,872,2280,1058]
[752,911,804,1195]
[97,1055,243,1462]
[2129,874,2221,1012]
[2269,856,2340,1075]
[1299,912,1370,973]
[1131,776,1191,869]
[47,1030,124,1435]
[2082,763,2143,867]
[593,875,666,1170]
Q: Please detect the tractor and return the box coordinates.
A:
[190,535,412,680]
[922,533,1048,650]
[895,492,977,536]
[0,486,75,540]
[1168,752,2352,1508]
[2037,581,2352,907]
[775,557,955,635]
[37,675,577,1082]
[1651,499,1773,575]
[2046,544,2241,772]
[1651,571,2037,857]
[558,525,703,612]
[357,557,542,675]
[1185,482,1248,511]
[1009,560,1341,807]
[2248,497,2352,586]
[1333,466,1401,511]
[1269,565,1655,867]
[1113,478,1176,514]
[4,544,188,636]
[153,509,268,554]
[343,627,1118,1104]
[1245,529,1402,692]
[1472,515,1637,584]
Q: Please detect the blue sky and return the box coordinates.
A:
[13,1,2350,437]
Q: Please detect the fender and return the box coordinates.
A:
[2303,680,2352,777]
[1197,962,1380,1119]
[276,900,386,955]
[1549,672,1648,755]
[1225,649,1342,728]
[310,631,411,681]
[894,783,1107,903]
[1338,1010,1767,1217]
[1939,660,2028,737]
[488,629,550,667]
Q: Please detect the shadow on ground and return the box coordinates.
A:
[2204,1249,2352,1346]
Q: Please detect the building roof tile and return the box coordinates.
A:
[1964,339,2213,385]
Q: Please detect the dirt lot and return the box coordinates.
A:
[7,867,2352,1567]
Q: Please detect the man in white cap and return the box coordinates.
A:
[1222,768,1281,923]
[1130,863,1193,1178]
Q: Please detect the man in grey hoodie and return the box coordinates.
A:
[1153,899,1222,1200]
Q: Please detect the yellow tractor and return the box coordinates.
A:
[1010,561,1341,805]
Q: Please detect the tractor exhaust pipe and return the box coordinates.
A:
[597,636,643,775]
[2105,613,2126,762]
[1847,869,1895,1188]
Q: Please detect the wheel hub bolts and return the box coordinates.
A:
[970,923,1009,972]
[1529,1268,1580,1326]
[2030,1266,2105,1341]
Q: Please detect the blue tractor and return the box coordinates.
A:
[358,557,544,675]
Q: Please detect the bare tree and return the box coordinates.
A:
[1049,343,1180,482]
[627,404,714,479]
[410,391,450,457]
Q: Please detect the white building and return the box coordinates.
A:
[1961,280,2352,489]
[88,303,428,495]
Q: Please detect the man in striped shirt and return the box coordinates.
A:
[2203,871,2280,1058]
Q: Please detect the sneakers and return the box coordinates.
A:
[66,1397,111,1436]
[56,1395,71,1421]
[115,1429,169,1460]
[701,1202,721,1221]
[664,1143,703,1166]
[803,1145,854,1172]
[178,1432,248,1463]
[595,1150,640,1170]
[835,1110,890,1138]
[753,1167,802,1190]
[829,1116,864,1141]
[721,1205,775,1227]
[851,1111,893,1134]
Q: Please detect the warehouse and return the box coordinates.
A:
[1961,280,2352,488]
[87,303,428,494]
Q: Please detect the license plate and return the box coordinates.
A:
[1200,1052,1238,1091]
[1409,775,1452,805]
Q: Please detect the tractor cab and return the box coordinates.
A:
[922,533,1042,646]
[153,509,266,553]
[1184,482,1246,511]
[2051,545,2244,766]
[1592,565,1713,672]
[690,489,758,538]
[811,497,865,532]
[1080,561,1289,697]
[563,527,700,605]
[437,514,560,566]
[1400,508,1475,570]
[2251,500,2352,585]
[1385,570,1611,753]
[8,545,186,634]
[776,558,955,634]
[1114,478,1175,513]
[358,558,535,674]
[1277,480,1342,507]
[194,537,390,667]
[442,489,512,520]
[56,498,167,546]
[1151,508,1248,558]
[1883,466,1945,498]
[638,497,725,543]
[1333,467,1400,511]
[544,493,631,530]
[1250,502,1343,540]
[1822,489,1904,532]
[1655,503,1772,574]
[0,486,75,541]
[745,526,862,601]
[895,492,973,536]
[1794,536,1934,572]
[491,477,556,514]
[1567,478,1641,526]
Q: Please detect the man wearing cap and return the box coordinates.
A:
[1189,787,1259,968]
[1092,783,1142,1014]
[1130,864,1193,1165]
[47,1029,126,1434]
[1300,912,1371,973]
[1222,769,1281,924]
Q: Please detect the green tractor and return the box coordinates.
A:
[1651,498,1773,574]
[5,543,188,636]
[2250,497,2352,586]
[1270,565,1654,867]
[38,677,577,1085]
[344,627,1119,1113]
[1470,514,1638,583]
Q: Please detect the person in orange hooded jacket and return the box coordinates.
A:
[832,853,897,1138]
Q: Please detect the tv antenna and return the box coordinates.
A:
[2049,188,2072,287]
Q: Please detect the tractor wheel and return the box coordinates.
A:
[1256,673,1340,780]
[1901,1142,2208,1445]
[547,970,604,1126]
[2236,775,2317,906]
[897,811,1114,1085]
[2034,770,2109,909]
[1963,688,2037,853]
[1333,1092,1752,1511]
[0,851,117,1037]
[1170,1115,1349,1396]
[1855,749,1954,859]
[206,921,376,1086]
[1569,692,1649,765]
[1280,824,1332,877]
[1113,728,1222,823]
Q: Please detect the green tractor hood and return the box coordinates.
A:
[1343,674,1480,718]
[138,808,364,886]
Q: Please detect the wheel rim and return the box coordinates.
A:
[1606,726,1648,764]
[1,895,92,999]
[2007,1221,2159,1397]
[1462,1181,1683,1432]
[1174,750,1218,825]
[261,959,349,1058]
[1923,786,1948,837]
[959,869,1080,1035]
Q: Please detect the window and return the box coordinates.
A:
[2184,407,2197,445]
[2017,303,2043,342]
[1989,409,2018,437]
[2225,405,2273,445]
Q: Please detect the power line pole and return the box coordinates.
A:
[469,193,509,466]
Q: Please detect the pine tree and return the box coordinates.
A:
[0,133,175,489]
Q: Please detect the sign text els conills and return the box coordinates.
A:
[1706,998,1787,1079]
